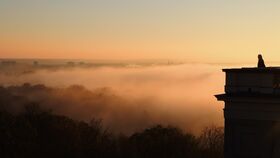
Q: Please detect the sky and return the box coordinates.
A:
[1,0,280,63]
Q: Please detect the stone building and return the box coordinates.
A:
[216,67,280,158]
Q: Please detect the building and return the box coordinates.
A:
[216,67,280,158]
[33,61,39,66]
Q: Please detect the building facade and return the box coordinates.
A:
[216,68,280,158]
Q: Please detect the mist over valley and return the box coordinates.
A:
[0,59,224,135]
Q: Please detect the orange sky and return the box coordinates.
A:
[1,1,280,63]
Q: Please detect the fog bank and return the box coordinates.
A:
[0,64,224,134]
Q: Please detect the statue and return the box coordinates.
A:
[258,54,266,68]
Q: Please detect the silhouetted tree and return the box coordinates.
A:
[198,125,224,158]
[0,84,224,158]
[127,125,199,158]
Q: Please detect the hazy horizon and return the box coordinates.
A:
[1,57,280,65]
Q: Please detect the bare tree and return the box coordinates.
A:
[199,125,224,158]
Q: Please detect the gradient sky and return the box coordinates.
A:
[1,0,280,63]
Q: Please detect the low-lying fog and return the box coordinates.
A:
[0,63,225,135]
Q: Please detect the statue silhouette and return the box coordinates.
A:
[258,54,266,68]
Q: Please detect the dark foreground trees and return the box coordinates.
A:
[0,105,223,158]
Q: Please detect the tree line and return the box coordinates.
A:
[0,104,223,158]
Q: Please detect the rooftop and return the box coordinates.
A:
[223,67,280,73]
